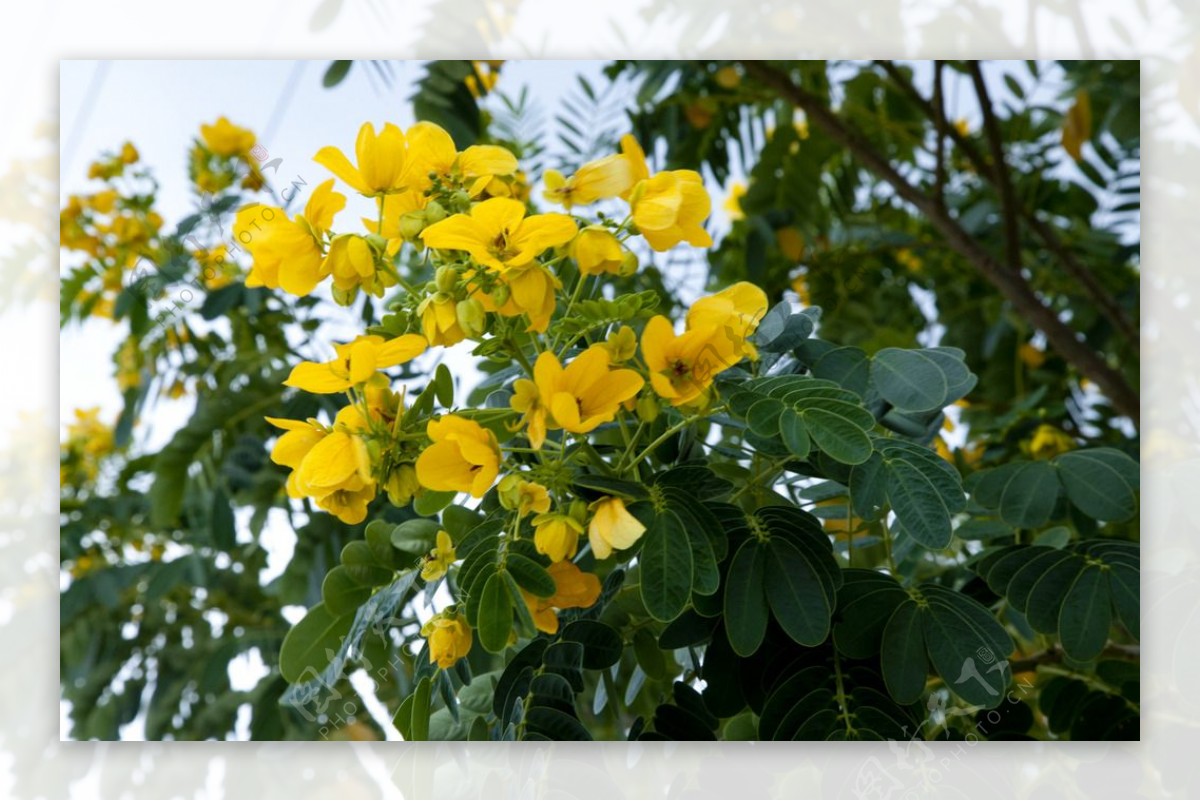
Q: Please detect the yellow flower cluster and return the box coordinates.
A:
[258,118,776,669]
[60,407,117,487]
[191,116,264,194]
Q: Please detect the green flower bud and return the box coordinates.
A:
[636,394,660,424]
[490,283,511,307]
[398,210,427,241]
[456,298,487,338]
[619,250,639,277]
[497,474,523,511]
[435,265,458,293]
[424,200,448,224]
[331,284,359,307]
[568,498,589,524]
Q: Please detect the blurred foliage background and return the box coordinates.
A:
[59,59,1138,740]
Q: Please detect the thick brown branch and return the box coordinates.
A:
[744,60,1140,423]
[877,60,1140,352]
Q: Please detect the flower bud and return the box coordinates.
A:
[399,210,427,241]
[490,283,511,307]
[568,498,589,525]
[424,200,448,224]
[636,394,660,424]
[385,464,420,507]
[435,265,458,293]
[619,250,639,277]
[497,474,523,511]
[456,297,487,338]
[331,284,358,307]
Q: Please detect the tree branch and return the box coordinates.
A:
[877,60,1140,353]
[968,61,1022,276]
[744,60,1139,423]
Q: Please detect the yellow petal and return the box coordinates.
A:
[284,362,351,393]
[313,146,370,195]
[375,334,428,368]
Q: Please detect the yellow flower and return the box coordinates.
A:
[532,512,583,563]
[401,121,518,196]
[385,463,420,507]
[499,476,552,517]
[641,316,742,407]
[284,334,427,394]
[587,496,646,559]
[715,65,741,89]
[630,171,713,251]
[417,292,466,347]
[323,235,377,293]
[953,118,971,138]
[895,248,922,273]
[1019,342,1047,370]
[415,414,501,498]
[543,152,635,208]
[235,179,345,296]
[510,345,645,449]
[1028,424,1076,460]
[420,197,577,273]
[570,226,627,276]
[421,611,473,669]
[314,122,409,196]
[685,281,768,361]
[724,182,746,220]
[420,530,457,582]
[520,560,602,634]
[619,134,712,251]
[267,405,376,524]
[119,142,139,164]
[200,117,256,157]
[776,226,805,262]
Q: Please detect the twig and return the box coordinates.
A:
[968,61,1022,276]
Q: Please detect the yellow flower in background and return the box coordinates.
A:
[314,122,408,196]
[511,345,645,448]
[1019,342,1047,370]
[119,142,139,164]
[1028,424,1076,460]
[686,281,769,361]
[587,496,646,559]
[776,226,806,262]
[267,405,376,524]
[284,334,427,394]
[532,512,584,563]
[420,197,577,273]
[420,529,457,582]
[953,118,971,138]
[1062,90,1092,161]
[422,611,473,668]
[641,316,741,407]
[520,560,603,634]
[724,182,746,220]
[543,153,635,208]
[895,248,923,273]
[200,117,256,157]
[416,414,501,497]
[235,179,345,296]
[570,227,627,276]
[401,121,518,196]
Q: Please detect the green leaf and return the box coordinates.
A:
[1059,566,1111,661]
[881,600,927,704]
[724,540,769,656]
[778,407,811,458]
[434,363,454,407]
[849,453,888,521]
[523,706,592,740]
[209,489,236,551]
[639,508,694,622]
[323,60,352,88]
[409,676,432,741]
[561,620,623,669]
[321,566,373,616]
[506,553,555,598]
[476,571,513,653]
[340,542,394,587]
[920,586,1013,708]
[871,348,948,412]
[414,489,456,516]
[886,458,952,548]
[1108,562,1139,639]
[1054,449,1140,522]
[391,518,442,554]
[765,538,832,646]
[833,569,907,659]
[999,461,1059,528]
[278,602,354,684]
[668,498,721,596]
[803,407,874,465]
